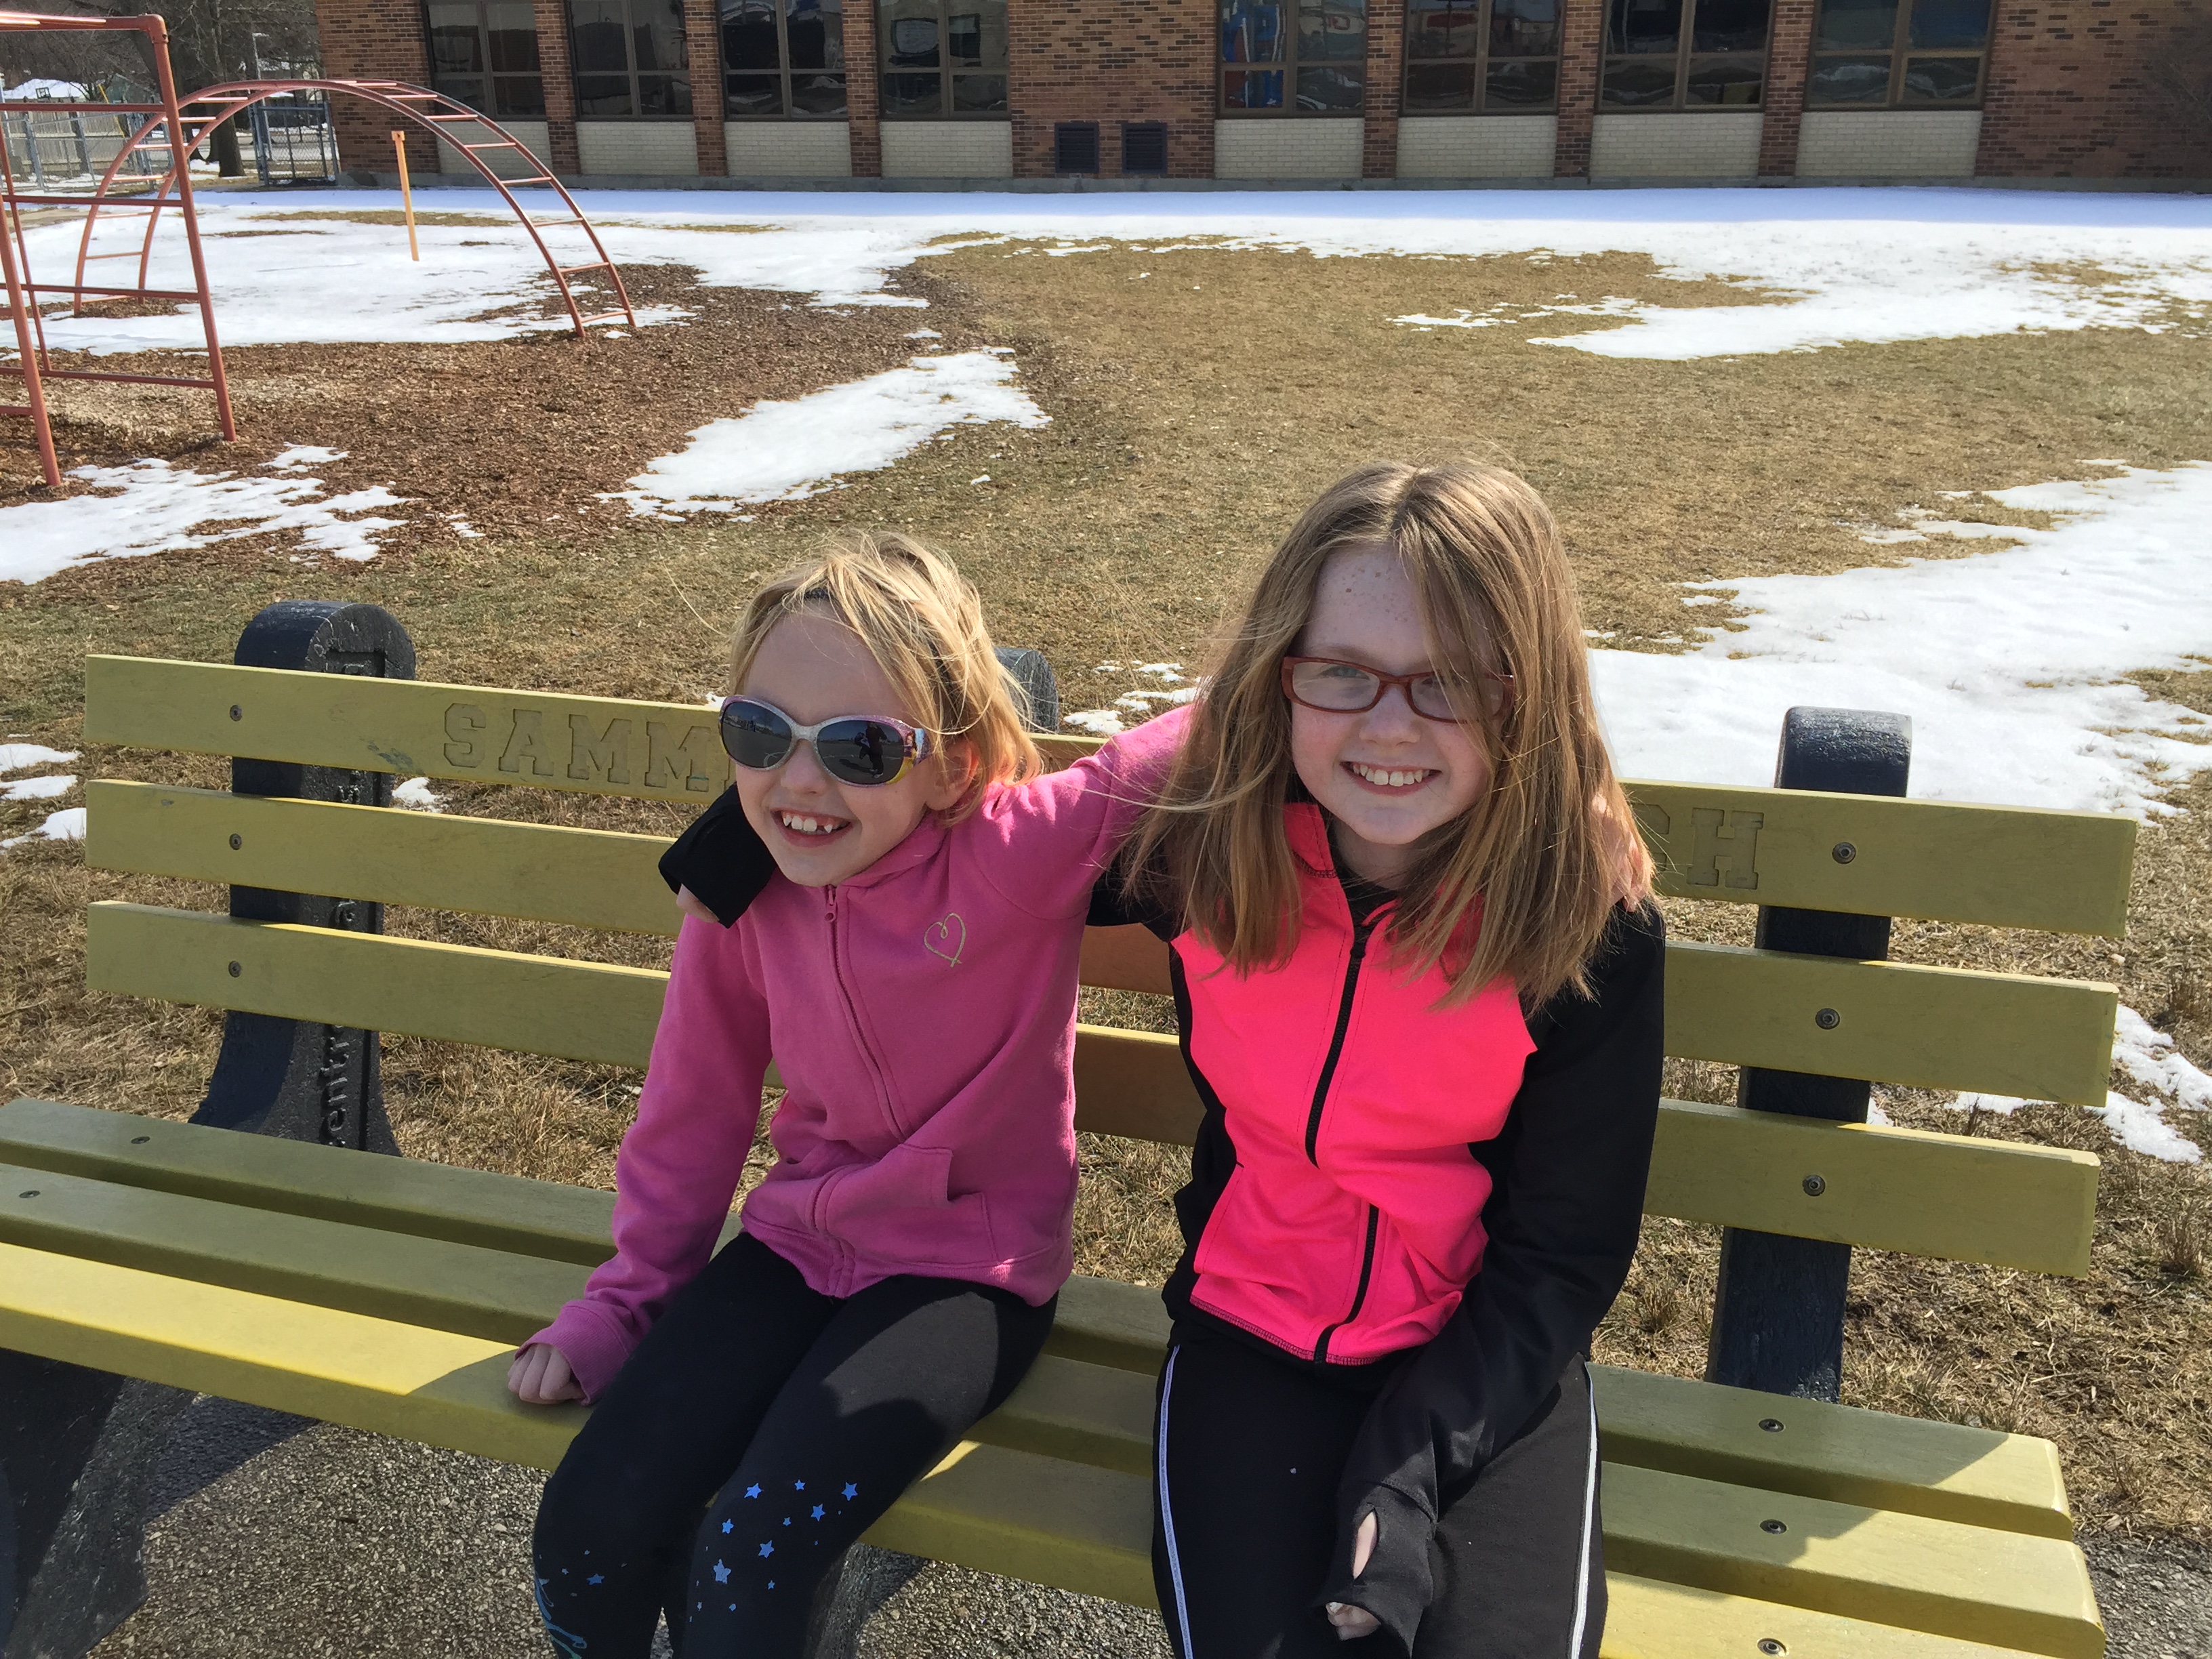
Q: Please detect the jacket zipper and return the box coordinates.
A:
[1303,912,1380,1164]
[1314,1204,1380,1364]
[814,884,901,1236]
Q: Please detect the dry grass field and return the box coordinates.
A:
[3,223,2208,1551]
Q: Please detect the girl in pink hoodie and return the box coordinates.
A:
[513,533,1176,1659]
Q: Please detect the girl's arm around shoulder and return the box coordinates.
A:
[968,703,1190,920]
[518,914,777,1404]
[1318,903,1666,1651]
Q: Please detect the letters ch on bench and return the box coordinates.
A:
[442,701,722,793]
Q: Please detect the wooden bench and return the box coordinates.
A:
[0,607,2137,1658]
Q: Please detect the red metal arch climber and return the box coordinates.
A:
[3,13,634,488]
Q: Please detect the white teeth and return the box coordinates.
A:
[1350,762,1432,789]
[779,812,846,836]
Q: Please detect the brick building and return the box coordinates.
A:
[319,0,2210,185]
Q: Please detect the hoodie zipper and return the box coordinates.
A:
[1303,911,1380,1164]
[818,884,902,1197]
[1314,1204,1380,1364]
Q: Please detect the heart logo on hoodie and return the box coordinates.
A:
[924,912,966,966]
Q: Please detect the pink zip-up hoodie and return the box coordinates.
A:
[531,710,1182,1402]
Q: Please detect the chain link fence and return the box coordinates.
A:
[1,85,335,188]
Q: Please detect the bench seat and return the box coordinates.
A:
[0,1099,2102,1659]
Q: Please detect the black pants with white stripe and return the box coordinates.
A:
[1151,1324,1603,1659]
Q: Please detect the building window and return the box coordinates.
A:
[570,0,692,117]
[1403,0,1559,113]
[1807,0,1990,106]
[1122,121,1169,173]
[722,0,845,117]
[1220,0,1367,115]
[426,0,546,118]
[878,0,1007,117]
[1601,0,1767,107]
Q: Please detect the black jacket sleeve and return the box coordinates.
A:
[657,785,777,927]
[1315,902,1665,1654]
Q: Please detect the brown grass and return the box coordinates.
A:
[3,233,2209,1542]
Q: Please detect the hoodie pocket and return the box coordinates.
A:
[818,1142,1001,1271]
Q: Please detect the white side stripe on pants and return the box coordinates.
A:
[1565,1370,1601,1659]
[1157,1345,1197,1658]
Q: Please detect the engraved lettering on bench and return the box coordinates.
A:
[645,720,722,794]
[499,710,558,779]
[443,703,488,768]
[569,715,635,785]
[1689,807,1764,890]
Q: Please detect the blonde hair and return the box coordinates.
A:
[1126,460,1647,1008]
[729,531,1042,821]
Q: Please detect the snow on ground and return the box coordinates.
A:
[1,805,85,848]
[9,186,2209,360]
[0,455,409,585]
[0,744,77,774]
[613,350,1048,517]
[1,773,75,801]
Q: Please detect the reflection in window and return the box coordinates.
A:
[1221,0,1366,113]
[877,0,1005,115]
[428,0,546,117]
[722,0,846,117]
[1403,0,1558,112]
[569,0,691,117]
[1807,0,1990,104]
[1600,0,1767,107]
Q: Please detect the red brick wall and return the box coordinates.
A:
[530,0,583,173]
[1977,0,2211,177]
[1757,0,1815,174]
[1362,0,1404,177]
[320,0,439,173]
[684,0,729,171]
[1554,0,1602,175]
[847,0,882,176]
[1005,0,1217,176]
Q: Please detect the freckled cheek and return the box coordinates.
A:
[1288,710,1350,800]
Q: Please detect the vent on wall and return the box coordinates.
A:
[1122,122,1168,176]
[1055,122,1101,175]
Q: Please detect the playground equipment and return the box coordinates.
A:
[2,15,636,491]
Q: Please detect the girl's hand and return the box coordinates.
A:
[675,884,721,927]
[1324,1512,1381,1640]
[508,1343,584,1405]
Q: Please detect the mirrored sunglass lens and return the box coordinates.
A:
[815,719,906,785]
[721,701,794,769]
[1292,663,1381,710]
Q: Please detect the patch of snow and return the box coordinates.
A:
[1591,462,2212,816]
[1062,710,1125,736]
[612,352,1048,516]
[2090,1093,2203,1164]
[266,445,346,472]
[1,774,75,802]
[2112,1004,2212,1113]
[2,806,85,848]
[3,79,87,100]
[391,777,444,812]
[0,744,77,775]
[0,459,411,584]
[906,327,943,339]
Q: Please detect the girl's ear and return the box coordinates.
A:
[923,738,978,813]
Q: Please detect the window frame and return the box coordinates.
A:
[424,0,548,119]
[567,0,694,121]
[1804,0,1992,109]
[1218,0,1369,119]
[1399,0,1561,117]
[720,0,848,119]
[1599,0,1771,112]
[876,0,1009,121]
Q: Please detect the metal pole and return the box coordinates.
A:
[146,18,237,442]
[0,108,62,487]
[392,129,419,260]
[68,109,91,178]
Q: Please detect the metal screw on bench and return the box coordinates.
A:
[192,600,415,1154]
[1705,706,1910,1404]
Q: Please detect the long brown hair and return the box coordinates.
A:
[728,531,1042,822]
[1125,460,1647,1007]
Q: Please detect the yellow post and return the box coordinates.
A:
[391,131,419,262]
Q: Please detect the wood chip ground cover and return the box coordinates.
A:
[1,231,2207,1547]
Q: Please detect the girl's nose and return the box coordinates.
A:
[781,740,834,790]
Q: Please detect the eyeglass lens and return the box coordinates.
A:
[1289,661,1475,720]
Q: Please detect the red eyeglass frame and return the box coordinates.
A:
[1279,657,1515,723]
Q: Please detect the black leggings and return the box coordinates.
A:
[532,1231,1056,1659]
[1151,1324,1603,1659]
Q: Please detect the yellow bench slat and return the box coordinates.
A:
[91,660,2133,935]
[1602,1575,2077,1659]
[85,781,684,937]
[0,1097,622,1265]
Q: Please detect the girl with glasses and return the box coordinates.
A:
[513,531,1181,1659]
[1099,460,1662,1657]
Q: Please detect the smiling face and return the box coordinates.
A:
[731,609,967,888]
[1288,541,1494,888]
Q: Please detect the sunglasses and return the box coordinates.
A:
[718,696,932,788]
[1281,657,1514,723]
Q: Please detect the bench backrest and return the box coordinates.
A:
[81,655,2130,1279]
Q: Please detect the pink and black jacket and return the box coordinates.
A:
[1097,802,1664,1654]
